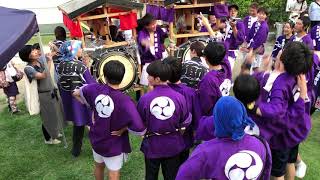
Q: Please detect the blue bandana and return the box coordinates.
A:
[58,40,82,61]
[214,96,255,141]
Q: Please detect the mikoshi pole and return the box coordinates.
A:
[37,32,68,148]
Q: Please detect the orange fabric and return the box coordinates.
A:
[62,14,83,38]
[119,12,137,30]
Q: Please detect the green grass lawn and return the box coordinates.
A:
[0,103,319,179]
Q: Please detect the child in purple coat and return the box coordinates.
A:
[137,60,191,180]
[73,61,146,180]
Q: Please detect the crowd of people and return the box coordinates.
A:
[1,0,320,179]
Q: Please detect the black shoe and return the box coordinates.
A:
[71,146,81,157]
[8,105,11,112]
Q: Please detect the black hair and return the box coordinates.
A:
[249,2,259,9]
[162,56,182,83]
[142,13,156,27]
[103,60,125,85]
[32,43,40,50]
[298,16,311,31]
[285,21,295,29]
[281,41,313,75]
[19,45,33,62]
[203,42,226,66]
[257,7,269,16]
[233,74,260,105]
[146,60,172,82]
[190,41,205,57]
[228,4,239,11]
[54,26,67,41]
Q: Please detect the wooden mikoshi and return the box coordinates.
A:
[58,0,145,92]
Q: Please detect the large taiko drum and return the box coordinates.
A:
[174,38,209,63]
[92,49,138,91]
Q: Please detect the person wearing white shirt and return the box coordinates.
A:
[309,0,320,28]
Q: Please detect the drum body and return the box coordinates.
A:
[92,48,138,91]
[174,38,209,64]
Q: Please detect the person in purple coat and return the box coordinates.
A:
[198,42,232,116]
[291,16,314,50]
[311,24,320,51]
[243,2,259,39]
[163,57,201,163]
[176,96,272,180]
[199,10,217,32]
[248,42,312,180]
[196,74,261,142]
[225,4,246,70]
[272,21,295,62]
[137,13,168,87]
[245,7,269,72]
[57,40,96,157]
[73,60,145,180]
[137,60,192,180]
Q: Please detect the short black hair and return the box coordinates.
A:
[281,41,313,75]
[142,13,156,27]
[298,16,311,30]
[190,41,205,57]
[233,74,260,104]
[19,45,33,62]
[228,4,239,11]
[103,60,125,85]
[203,42,226,66]
[249,2,259,9]
[146,60,172,82]
[162,56,182,83]
[54,26,67,41]
[257,7,269,16]
[32,43,40,50]
[285,21,295,29]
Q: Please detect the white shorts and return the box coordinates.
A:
[92,150,128,171]
[139,63,150,86]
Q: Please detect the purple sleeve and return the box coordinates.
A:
[195,116,215,141]
[137,30,149,54]
[198,79,219,116]
[192,93,202,129]
[179,96,192,128]
[258,88,286,120]
[283,98,305,129]
[246,22,255,43]
[125,99,146,135]
[176,150,206,180]
[79,84,92,108]
[250,24,269,50]
[83,69,96,84]
[272,36,283,58]
[159,26,168,44]
[305,37,315,50]
[260,137,272,180]
[137,97,148,125]
[235,21,246,46]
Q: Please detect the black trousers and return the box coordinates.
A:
[145,153,181,180]
[42,125,51,141]
[72,125,85,157]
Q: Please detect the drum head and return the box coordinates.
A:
[175,38,208,64]
[96,51,137,91]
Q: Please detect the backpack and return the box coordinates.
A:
[0,70,9,88]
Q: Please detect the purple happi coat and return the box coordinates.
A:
[290,34,314,50]
[197,58,232,116]
[168,83,201,149]
[311,25,320,51]
[252,72,310,149]
[137,85,192,158]
[224,20,246,51]
[195,116,215,141]
[137,26,168,65]
[246,21,269,54]
[243,15,258,38]
[57,60,96,126]
[176,134,272,180]
[271,35,293,59]
[80,83,145,157]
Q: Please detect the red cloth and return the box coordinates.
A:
[62,14,83,38]
[119,12,137,30]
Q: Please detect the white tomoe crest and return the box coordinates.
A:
[244,124,260,136]
[220,79,232,96]
[94,94,114,118]
[225,150,263,180]
[150,96,176,120]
